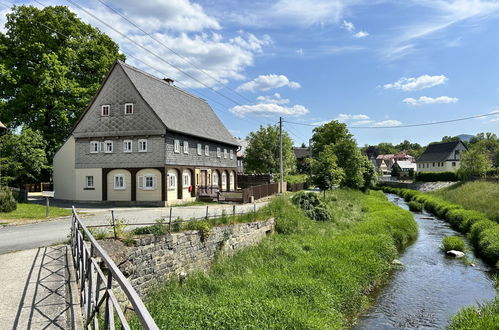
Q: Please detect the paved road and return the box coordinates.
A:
[0,202,267,255]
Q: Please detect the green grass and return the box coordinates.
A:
[0,203,72,220]
[284,174,309,184]
[408,201,424,212]
[431,182,499,222]
[442,236,466,252]
[447,298,499,329]
[130,190,417,329]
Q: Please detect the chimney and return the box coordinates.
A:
[163,78,174,85]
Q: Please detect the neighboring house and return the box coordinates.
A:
[53,60,239,205]
[376,151,415,174]
[416,141,467,172]
[236,138,248,174]
[392,160,417,176]
[293,147,311,172]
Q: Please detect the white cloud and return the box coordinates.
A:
[353,31,369,38]
[269,0,345,26]
[230,103,309,117]
[383,74,448,91]
[342,20,355,31]
[237,74,301,92]
[256,93,290,104]
[403,96,458,105]
[334,113,370,122]
[372,120,403,127]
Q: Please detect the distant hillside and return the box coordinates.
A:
[457,134,474,142]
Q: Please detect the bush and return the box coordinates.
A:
[408,201,423,212]
[0,187,17,212]
[291,192,321,211]
[132,219,168,236]
[442,236,466,252]
[305,206,331,222]
[415,171,459,182]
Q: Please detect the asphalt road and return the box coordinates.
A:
[0,202,267,255]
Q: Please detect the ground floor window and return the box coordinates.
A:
[168,173,177,189]
[114,174,125,190]
[144,175,155,190]
[85,176,94,188]
[212,172,218,186]
[183,172,191,187]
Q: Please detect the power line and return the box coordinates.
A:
[95,0,256,105]
[284,111,499,129]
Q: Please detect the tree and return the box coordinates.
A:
[244,125,296,175]
[361,157,377,190]
[457,146,492,180]
[376,142,398,154]
[390,163,401,178]
[310,121,352,156]
[441,136,461,143]
[332,139,365,188]
[0,128,48,186]
[309,145,344,191]
[0,5,125,165]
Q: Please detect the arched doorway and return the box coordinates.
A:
[107,169,131,201]
[221,170,227,191]
[167,168,178,201]
[229,171,235,191]
[182,169,192,198]
[136,168,161,201]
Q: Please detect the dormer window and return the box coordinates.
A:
[101,105,110,116]
[124,103,133,115]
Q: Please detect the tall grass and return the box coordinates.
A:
[431,181,499,222]
[447,298,499,329]
[130,190,417,329]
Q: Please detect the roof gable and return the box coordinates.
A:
[417,141,467,162]
[118,61,238,146]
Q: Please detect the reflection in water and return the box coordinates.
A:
[355,194,496,329]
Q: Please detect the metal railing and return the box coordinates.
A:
[71,206,159,330]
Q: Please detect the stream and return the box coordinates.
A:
[355,193,496,329]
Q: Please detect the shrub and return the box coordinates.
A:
[291,192,321,211]
[0,187,17,212]
[183,220,211,241]
[408,201,423,212]
[415,171,459,182]
[270,196,310,234]
[305,206,331,222]
[442,236,466,252]
[132,219,168,236]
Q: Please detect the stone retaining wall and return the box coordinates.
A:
[100,218,274,297]
[379,181,457,192]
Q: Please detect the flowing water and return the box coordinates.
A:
[355,194,496,329]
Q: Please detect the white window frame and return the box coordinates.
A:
[104,140,113,153]
[183,172,191,188]
[230,149,234,160]
[101,105,110,116]
[212,172,218,186]
[114,174,125,190]
[174,139,180,153]
[222,172,227,185]
[197,143,202,155]
[143,174,155,190]
[224,149,228,159]
[123,140,133,153]
[217,147,221,158]
[85,176,94,188]
[230,172,234,186]
[205,145,209,156]
[138,139,148,152]
[168,173,176,190]
[183,141,189,154]
[124,103,134,115]
[90,141,99,154]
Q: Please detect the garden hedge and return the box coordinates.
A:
[415,171,459,182]
[381,186,499,267]
[0,187,17,212]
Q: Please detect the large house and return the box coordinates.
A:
[53,60,239,205]
[376,151,415,174]
[416,141,467,172]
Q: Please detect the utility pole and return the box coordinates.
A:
[279,117,283,194]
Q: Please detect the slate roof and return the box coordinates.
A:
[293,147,311,159]
[417,141,464,162]
[118,61,239,146]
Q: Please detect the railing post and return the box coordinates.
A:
[111,210,117,239]
[169,207,172,232]
[205,205,209,220]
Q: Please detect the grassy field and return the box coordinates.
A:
[131,190,417,329]
[431,181,499,222]
[0,203,72,223]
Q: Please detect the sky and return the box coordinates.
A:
[1,0,499,147]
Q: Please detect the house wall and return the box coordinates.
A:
[53,136,76,200]
[107,169,132,201]
[75,168,102,201]
[165,132,237,168]
[75,136,165,169]
[417,160,460,172]
[72,64,165,138]
[136,168,162,201]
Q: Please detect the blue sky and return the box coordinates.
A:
[2,0,499,146]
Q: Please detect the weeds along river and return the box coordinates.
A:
[355,193,496,329]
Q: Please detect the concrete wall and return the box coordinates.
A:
[165,132,237,168]
[53,136,76,200]
[107,169,132,201]
[136,169,161,201]
[101,218,275,297]
[75,168,102,201]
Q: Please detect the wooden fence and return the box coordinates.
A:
[25,182,53,192]
[287,182,308,192]
[237,174,274,189]
[242,183,279,203]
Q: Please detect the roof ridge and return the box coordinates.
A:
[117,60,208,103]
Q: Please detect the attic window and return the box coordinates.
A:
[124,103,134,115]
[101,105,110,116]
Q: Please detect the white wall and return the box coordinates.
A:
[75,168,102,201]
[417,160,460,172]
[53,136,76,200]
[136,168,162,201]
[107,169,132,201]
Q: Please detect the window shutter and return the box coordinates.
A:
[138,175,143,189]
[153,175,157,190]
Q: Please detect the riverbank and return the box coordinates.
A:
[131,190,417,328]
